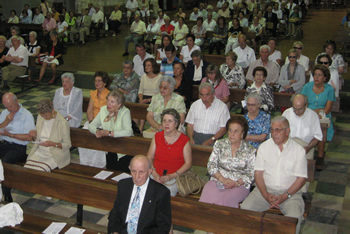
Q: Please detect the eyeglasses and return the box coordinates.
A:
[292,106,305,112]
[319,62,329,65]
[271,128,287,133]
[247,103,257,107]
[288,56,297,59]
[159,85,169,90]
[293,47,302,50]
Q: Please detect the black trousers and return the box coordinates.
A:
[108,20,121,34]
[90,22,103,39]
[106,153,133,173]
[0,141,27,198]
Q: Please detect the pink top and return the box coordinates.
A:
[42,18,57,31]
[201,78,230,100]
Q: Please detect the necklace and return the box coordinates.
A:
[164,131,178,146]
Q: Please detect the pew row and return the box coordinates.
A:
[3,163,298,233]
[70,128,316,182]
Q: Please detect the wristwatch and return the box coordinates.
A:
[211,136,216,141]
[108,131,112,137]
[286,191,292,199]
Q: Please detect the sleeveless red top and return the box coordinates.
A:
[154,131,189,176]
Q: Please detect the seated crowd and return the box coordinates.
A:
[0,1,344,233]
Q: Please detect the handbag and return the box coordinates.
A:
[176,169,207,197]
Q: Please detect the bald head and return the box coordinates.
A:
[291,94,307,117]
[129,155,152,186]
[2,92,19,113]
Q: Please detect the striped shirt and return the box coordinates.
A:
[186,97,230,134]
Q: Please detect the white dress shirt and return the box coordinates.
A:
[7,44,28,67]
[186,97,230,134]
[255,138,308,191]
[233,45,256,68]
[133,53,154,77]
[283,107,323,143]
[203,19,217,32]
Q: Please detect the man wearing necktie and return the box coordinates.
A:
[108,155,171,233]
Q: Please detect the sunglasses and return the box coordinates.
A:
[293,47,302,50]
[288,56,297,58]
[319,62,329,65]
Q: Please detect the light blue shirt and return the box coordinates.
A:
[0,104,35,145]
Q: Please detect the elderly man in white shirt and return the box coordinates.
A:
[126,0,140,24]
[1,36,28,91]
[133,44,153,77]
[88,3,96,16]
[33,7,45,24]
[241,116,307,234]
[233,34,256,69]
[246,45,280,86]
[283,94,322,160]
[90,6,104,40]
[189,7,203,21]
[203,13,217,32]
[186,83,230,146]
[123,14,146,57]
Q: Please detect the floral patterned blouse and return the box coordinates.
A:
[147,92,186,124]
[244,110,270,148]
[316,52,345,71]
[191,25,206,39]
[245,82,274,113]
[110,72,140,103]
[208,138,256,189]
[219,63,246,89]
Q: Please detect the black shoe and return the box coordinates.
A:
[316,157,324,170]
[122,52,129,57]
[1,85,10,91]
[5,195,13,202]
[132,121,141,134]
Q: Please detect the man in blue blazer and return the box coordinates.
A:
[108,155,171,233]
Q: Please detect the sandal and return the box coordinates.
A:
[33,79,41,83]
[48,79,55,85]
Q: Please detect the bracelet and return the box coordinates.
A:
[108,131,112,137]
[55,144,58,148]
[175,171,180,177]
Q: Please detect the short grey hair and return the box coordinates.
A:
[260,44,271,53]
[246,93,263,106]
[29,31,37,38]
[10,26,20,35]
[61,72,75,83]
[10,36,20,41]
[271,116,290,128]
[50,30,58,37]
[107,90,126,107]
[291,93,308,105]
[160,76,176,91]
[123,60,134,68]
[164,15,170,21]
[191,50,202,59]
[199,82,214,94]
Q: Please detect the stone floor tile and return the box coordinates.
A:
[315,182,346,197]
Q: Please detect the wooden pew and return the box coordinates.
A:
[70,128,315,182]
[3,163,298,233]
[192,85,294,108]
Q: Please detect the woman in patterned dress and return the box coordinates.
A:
[199,116,256,208]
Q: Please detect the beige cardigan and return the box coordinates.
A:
[28,111,71,169]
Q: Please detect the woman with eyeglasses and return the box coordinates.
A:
[309,54,339,97]
[278,49,305,94]
[301,64,336,166]
[143,76,186,138]
[244,93,270,148]
[316,40,344,75]
[245,66,274,113]
[284,41,309,72]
